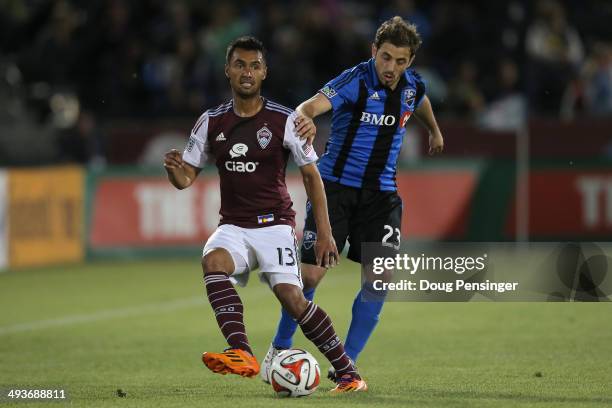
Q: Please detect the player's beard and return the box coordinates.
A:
[235,88,260,99]
[381,72,396,87]
[234,83,261,99]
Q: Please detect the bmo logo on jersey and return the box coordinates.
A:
[360,112,396,126]
[226,143,259,173]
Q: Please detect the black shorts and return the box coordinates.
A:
[300,179,403,265]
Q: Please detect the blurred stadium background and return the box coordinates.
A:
[1,1,611,406]
[1,0,612,268]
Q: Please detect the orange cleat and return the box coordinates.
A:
[202,349,260,378]
[329,374,368,393]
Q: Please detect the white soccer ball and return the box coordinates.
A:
[270,349,320,397]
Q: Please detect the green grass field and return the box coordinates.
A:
[1,259,611,407]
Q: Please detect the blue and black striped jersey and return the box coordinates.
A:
[317,58,426,191]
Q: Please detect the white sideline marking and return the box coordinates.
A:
[0,296,205,336]
[0,270,309,337]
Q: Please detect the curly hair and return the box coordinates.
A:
[374,16,422,55]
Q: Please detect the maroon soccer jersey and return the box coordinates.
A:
[183,99,317,228]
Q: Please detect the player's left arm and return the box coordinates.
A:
[299,163,339,268]
[413,95,444,155]
[284,112,338,267]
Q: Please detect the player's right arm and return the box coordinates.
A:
[165,111,210,189]
[164,149,200,189]
[294,67,359,142]
[296,93,332,121]
[293,93,331,144]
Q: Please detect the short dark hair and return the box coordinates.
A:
[226,36,266,63]
[374,16,422,56]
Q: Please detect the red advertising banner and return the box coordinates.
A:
[397,171,477,239]
[89,170,478,249]
[89,175,308,248]
[506,169,612,237]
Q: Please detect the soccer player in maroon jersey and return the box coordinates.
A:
[163,37,367,393]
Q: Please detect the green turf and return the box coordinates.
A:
[0,259,611,407]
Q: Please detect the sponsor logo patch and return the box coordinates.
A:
[360,112,396,126]
[215,132,226,142]
[256,125,272,149]
[225,161,258,172]
[257,214,275,224]
[320,86,337,99]
[403,88,416,107]
[400,111,412,128]
[302,142,313,156]
[226,143,257,172]
[186,136,196,152]
[229,143,248,158]
[302,230,317,250]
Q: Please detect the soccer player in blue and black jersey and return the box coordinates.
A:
[260,17,444,384]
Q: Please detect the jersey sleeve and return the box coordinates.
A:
[413,71,427,109]
[182,112,210,168]
[283,112,318,167]
[318,67,360,110]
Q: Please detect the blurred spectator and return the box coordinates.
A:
[413,62,447,108]
[479,59,526,131]
[525,0,584,115]
[380,0,431,41]
[17,0,81,87]
[198,2,251,101]
[56,110,106,167]
[562,41,612,120]
[581,42,612,116]
[75,0,147,116]
[446,60,485,118]
[1,0,611,165]
[429,1,479,79]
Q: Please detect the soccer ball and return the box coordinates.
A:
[270,349,320,397]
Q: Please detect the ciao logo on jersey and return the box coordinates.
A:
[360,111,396,126]
[226,143,259,173]
[229,143,248,158]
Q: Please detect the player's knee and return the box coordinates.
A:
[273,283,309,319]
[301,263,326,290]
[201,248,234,275]
[301,273,320,290]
